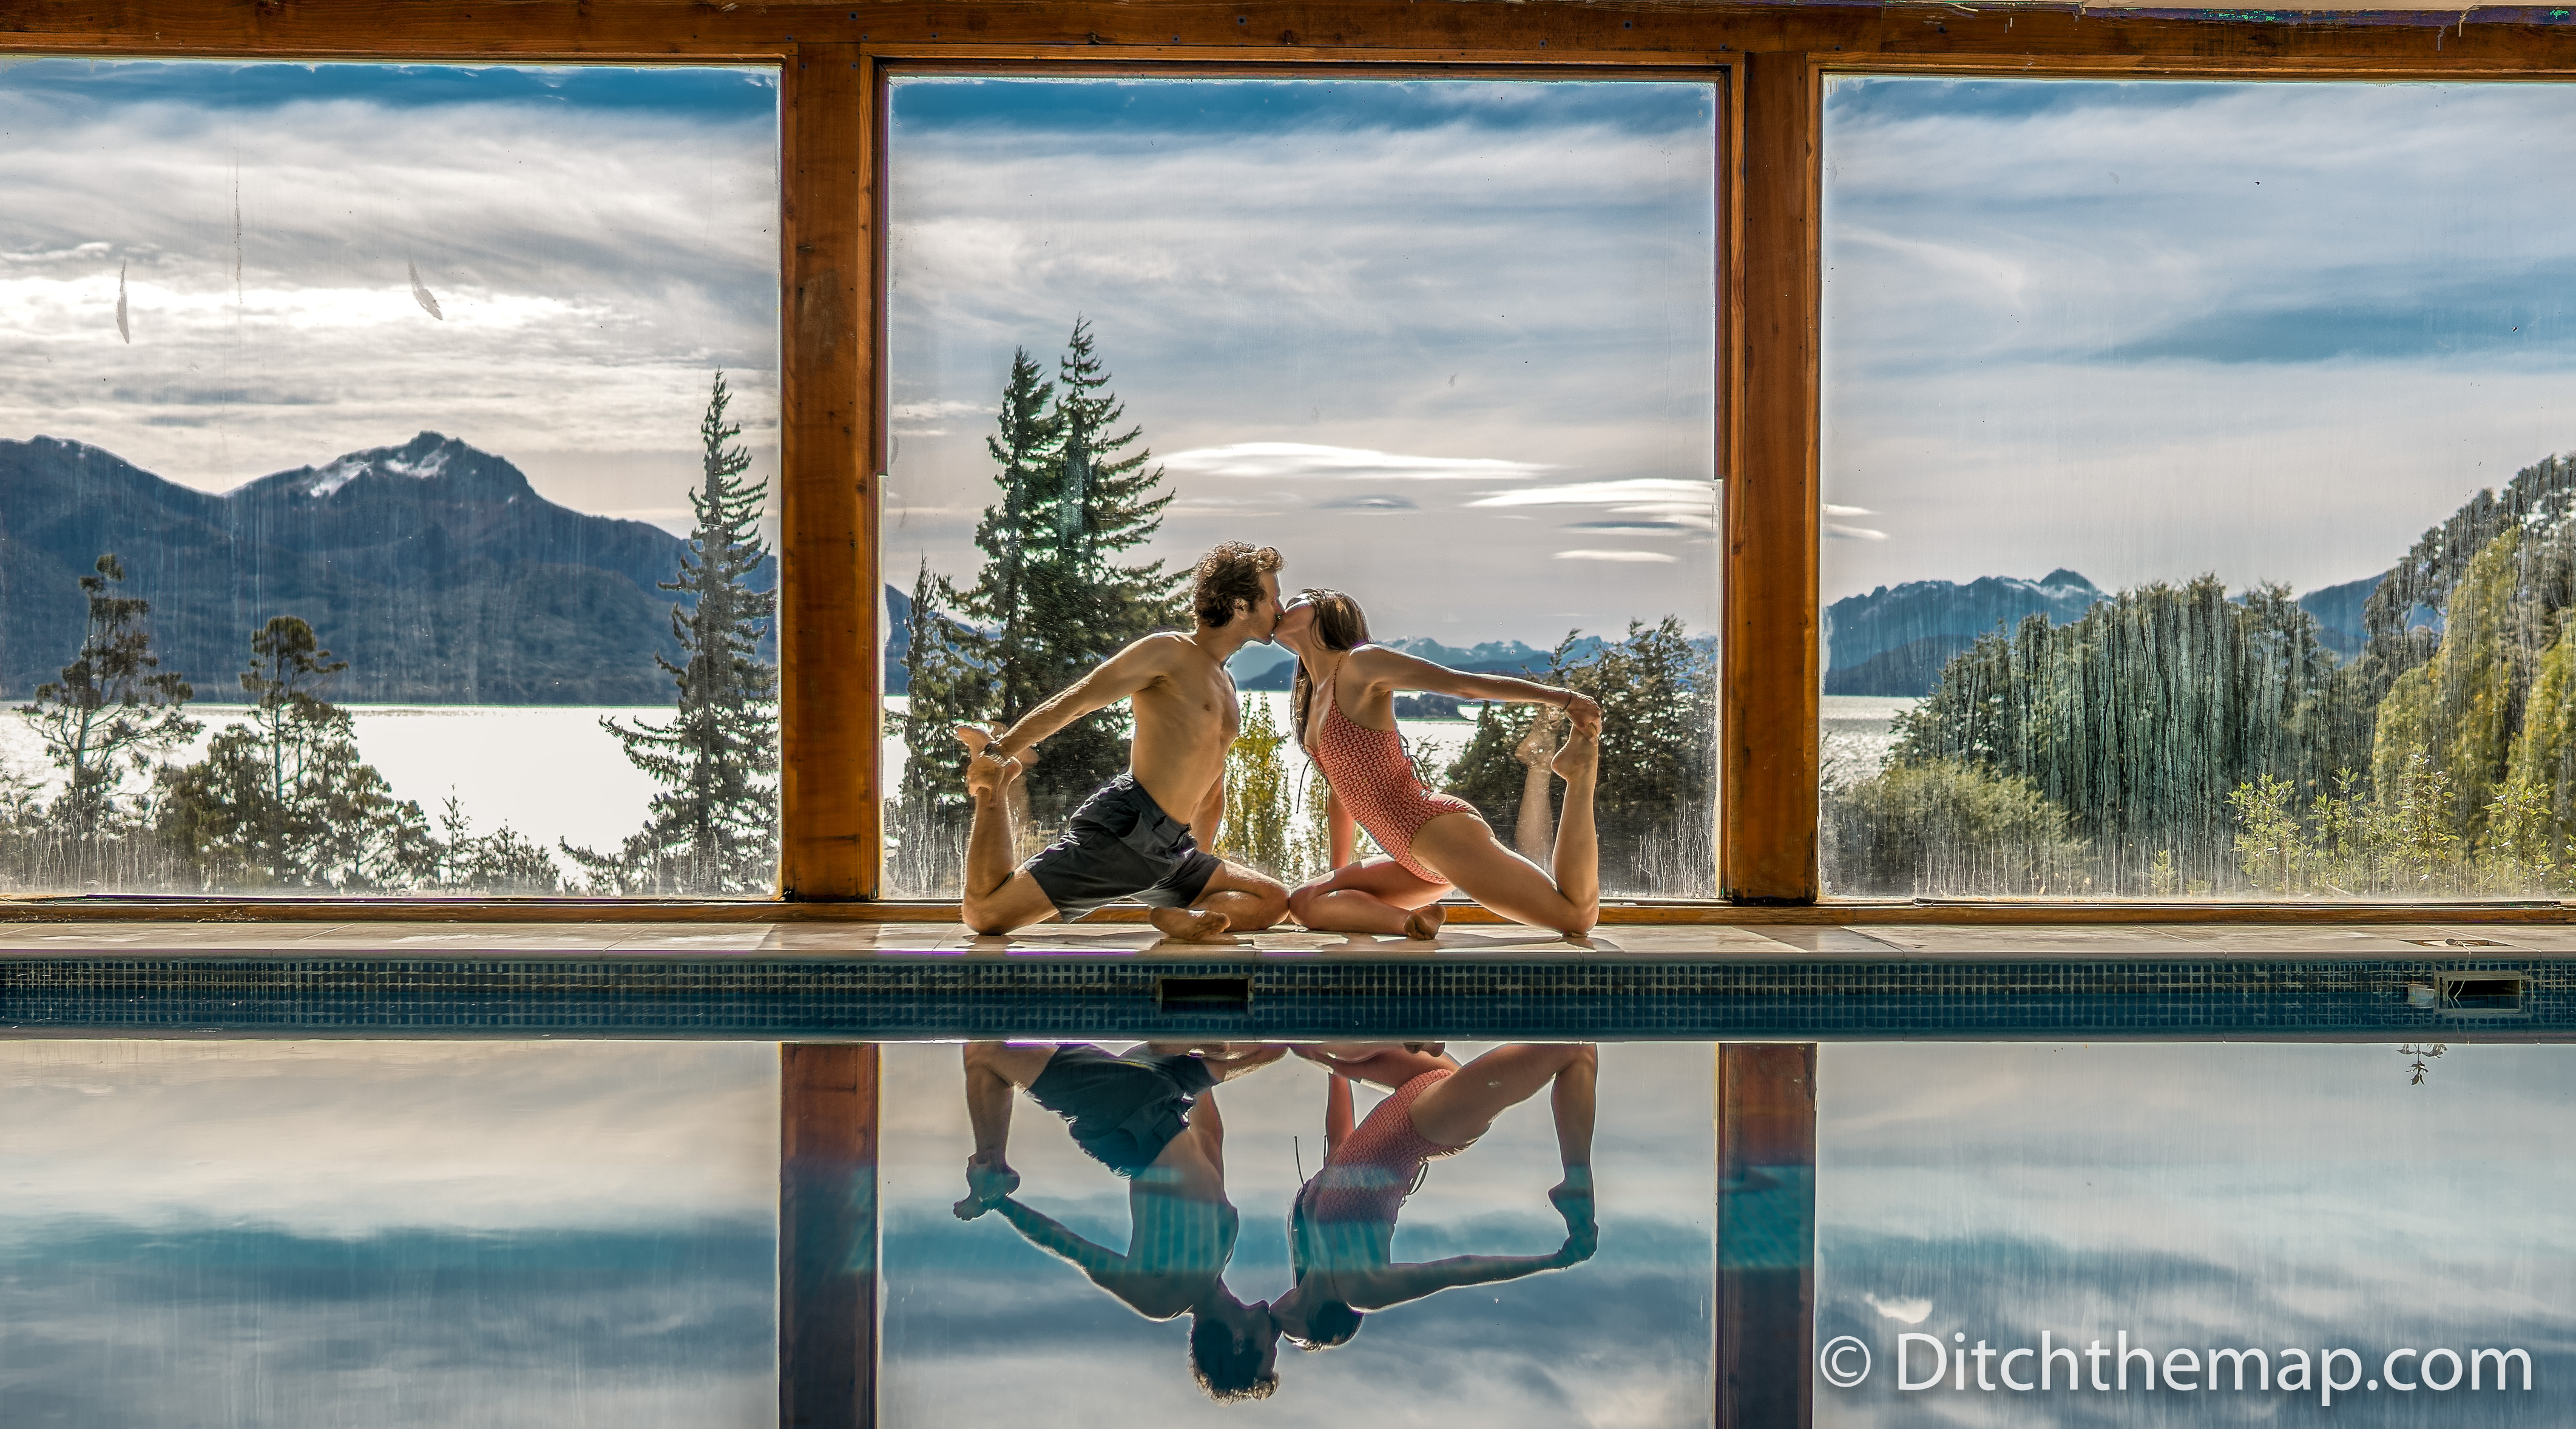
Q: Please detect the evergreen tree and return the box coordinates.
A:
[1007,319,1187,820]
[19,554,198,839]
[948,347,1061,720]
[886,558,993,893]
[566,372,780,894]
[1444,619,1718,893]
[157,615,433,889]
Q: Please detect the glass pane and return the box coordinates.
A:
[0,1040,779,1423]
[880,1040,1713,1420]
[1821,78,2576,899]
[0,62,781,896]
[881,78,1720,907]
[1817,1041,2573,1420]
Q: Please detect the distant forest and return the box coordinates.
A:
[1827,450,2576,899]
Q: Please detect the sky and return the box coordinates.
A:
[0,61,780,535]
[1816,1041,2576,1427]
[884,79,1720,648]
[879,1041,1715,1428]
[1824,78,2576,604]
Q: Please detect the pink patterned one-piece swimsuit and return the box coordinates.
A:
[1304,657,1481,884]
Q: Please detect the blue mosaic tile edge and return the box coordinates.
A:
[4,954,2572,1039]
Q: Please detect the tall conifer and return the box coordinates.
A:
[567,372,779,893]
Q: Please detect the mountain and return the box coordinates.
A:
[0,433,721,704]
[2296,573,2384,659]
[1824,570,2103,697]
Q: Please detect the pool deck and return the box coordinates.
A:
[3,915,2574,1039]
[0,916,2571,958]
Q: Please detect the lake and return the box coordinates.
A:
[0,693,1896,883]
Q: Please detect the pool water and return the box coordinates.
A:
[2,1037,2565,1426]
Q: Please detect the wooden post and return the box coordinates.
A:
[782,1042,881,1429]
[1723,49,1822,904]
[1716,1042,1816,1429]
[778,42,880,899]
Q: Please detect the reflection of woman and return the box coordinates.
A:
[1268,1043,1598,1350]
[1273,590,1603,939]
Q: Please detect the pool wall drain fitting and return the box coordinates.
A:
[1154,975,1253,1010]
[2438,970,2528,1016]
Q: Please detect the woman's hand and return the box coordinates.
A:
[1561,692,1603,735]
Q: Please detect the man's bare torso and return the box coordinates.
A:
[1127,632,1240,828]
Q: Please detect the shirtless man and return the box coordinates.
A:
[953,1040,1288,1403]
[957,541,1293,941]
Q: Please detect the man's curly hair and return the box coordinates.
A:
[1189,1311,1280,1404]
[1192,542,1285,628]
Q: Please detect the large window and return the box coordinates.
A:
[879,76,1720,900]
[0,61,780,896]
[1821,78,2576,900]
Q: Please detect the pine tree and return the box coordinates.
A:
[885,558,994,893]
[1009,319,1186,822]
[157,615,433,889]
[947,347,1061,721]
[19,554,199,839]
[566,372,780,894]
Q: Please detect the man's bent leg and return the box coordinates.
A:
[956,1041,1060,1218]
[960,750,1058,935]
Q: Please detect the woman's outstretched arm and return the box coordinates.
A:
[1325,786,1357,870]
[1345,647,1602,730]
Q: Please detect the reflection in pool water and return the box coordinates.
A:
[0,1041,779,1428]
[1816,1042,2572,1426]
[884,1040,1716,1427]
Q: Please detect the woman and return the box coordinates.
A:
[1273,589,1602,939]
[1267,1042,1598,1351]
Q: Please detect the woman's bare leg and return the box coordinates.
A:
[1547,723,1600,917]
[1286,858,1450,938]
[1406,1042,1597,1166]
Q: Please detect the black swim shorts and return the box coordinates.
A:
[1024,774,1223,923]
[1026,1044,1219,1176]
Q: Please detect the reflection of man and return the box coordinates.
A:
[953,1041,1288,1402]
[955,542,1292,942]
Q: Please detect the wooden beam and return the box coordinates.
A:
[1715,1042,1817,1429]
[781,1042,881,1429]
[1723,50,1820,903]
[780,43,879,899]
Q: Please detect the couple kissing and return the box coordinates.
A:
[955,540,1603,942]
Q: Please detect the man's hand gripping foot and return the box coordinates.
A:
[953,1151,1021,1220]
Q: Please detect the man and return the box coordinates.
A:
[956,541,1291,941]
[953,1040,1288,1403]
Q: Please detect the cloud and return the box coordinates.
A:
[1822,503,1878,517]
[0,59,779,508]
[1466,477,1714,508]
[1820,76,2576,601]
[1165,442,1553,483]
[1315,493,1419,513]
[1555,549,1677,563]
[1828,524,1890,541]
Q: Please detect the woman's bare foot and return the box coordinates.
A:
[1551,725,1600,782]
[1513,704,1565,766]
[1149,907,1236,944]
[1402,903,1447,941]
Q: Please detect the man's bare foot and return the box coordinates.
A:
[953,1153,1020,1220]
[1402,904,1447,941]
[1149,907,1237,944]
[1513,705,1564,767]
[964,746,1016,797]
[1551,725,1600,782]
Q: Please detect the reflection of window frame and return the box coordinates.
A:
[5,15,2571,922]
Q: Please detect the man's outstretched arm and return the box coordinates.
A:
[994,1196,1132,1285]
[989,637,1174,763]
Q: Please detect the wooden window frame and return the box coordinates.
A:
[5,4,2574,922]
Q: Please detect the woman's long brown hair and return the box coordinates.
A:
[1290,588,1371,746]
